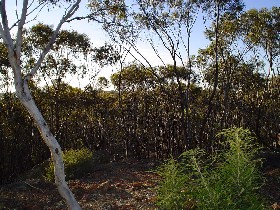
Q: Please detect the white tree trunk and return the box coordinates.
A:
[0,0,82,209]
[16,79,82,210]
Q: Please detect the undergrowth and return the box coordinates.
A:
[156,127,265,209]
[45,147,94,181]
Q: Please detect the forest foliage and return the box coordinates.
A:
[0,1,279,186]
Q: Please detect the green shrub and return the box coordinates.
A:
[45,147,94,181]
[156,128,265,210]
[156,157,189,209]
[213,128,264,209]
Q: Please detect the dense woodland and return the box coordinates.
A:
[0,1,279,207]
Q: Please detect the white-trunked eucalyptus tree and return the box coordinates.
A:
[0,0,82,209]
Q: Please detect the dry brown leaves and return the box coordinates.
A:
[0,159,160,209]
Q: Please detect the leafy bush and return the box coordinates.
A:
[156,128,265,209]
[213,128,264,209]
[45,147,94,181]
[156,158,189,209]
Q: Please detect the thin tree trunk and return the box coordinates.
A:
[0,0,82,208]
[199,1,220,147]
[16,80,81,210]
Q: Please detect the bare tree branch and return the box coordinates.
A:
[66,14,103,23]
[0,0,14,48]
[25,0,81,81]
[15,0,28,62]
[0,1,47,42]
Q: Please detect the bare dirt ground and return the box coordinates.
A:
[0,159,160,210]
[0,157,279,210]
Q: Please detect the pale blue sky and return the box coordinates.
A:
[6,0,279,52]
[4,0,280,87]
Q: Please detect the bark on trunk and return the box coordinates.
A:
[16,80,81,210]
[0,0,82,208]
